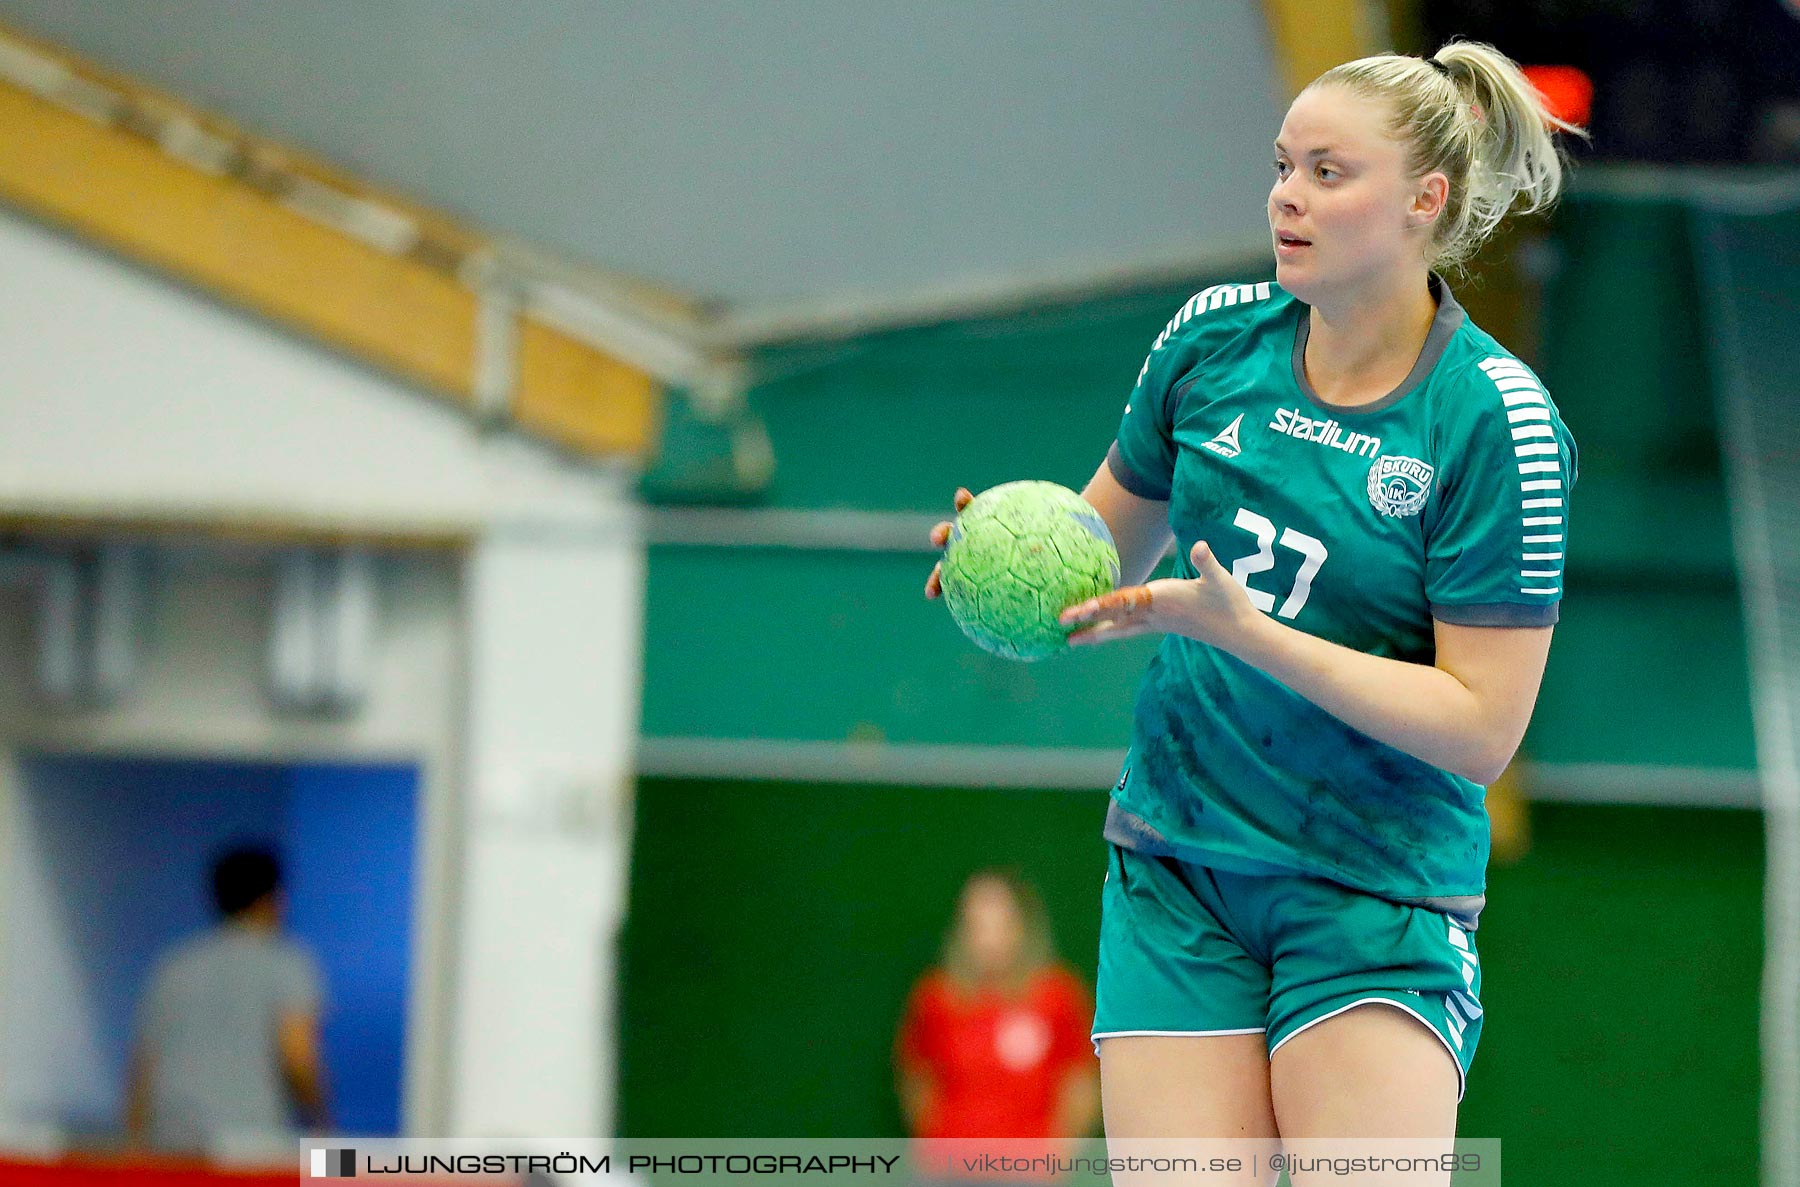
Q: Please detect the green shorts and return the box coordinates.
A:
[1091,843,1484,1100]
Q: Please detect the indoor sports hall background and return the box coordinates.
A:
[0,2,1794,1186]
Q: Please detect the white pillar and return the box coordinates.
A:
[449,515,642,1137]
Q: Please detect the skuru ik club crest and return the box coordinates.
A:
[1366,455,1434,518]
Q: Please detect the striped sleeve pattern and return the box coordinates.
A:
[1134,281,1275,391]
[1425,354,1575,626]
[1111,281,1276,501]
[1476,356,1567,599]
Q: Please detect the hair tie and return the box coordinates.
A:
[1427,57,1453,78]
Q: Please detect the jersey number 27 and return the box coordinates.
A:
[1229,507,1327,620]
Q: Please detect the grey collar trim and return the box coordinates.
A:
[1290,273,1466,417]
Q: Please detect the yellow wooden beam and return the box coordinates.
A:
[0,82,479,398]
[1261,0,1382,100]
[516,319,662,458]
[0,24,666,462]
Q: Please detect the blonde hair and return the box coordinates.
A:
[1311,41,1588,272]
[939,868,1055,993]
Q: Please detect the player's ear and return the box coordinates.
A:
[1408,170,1448,229]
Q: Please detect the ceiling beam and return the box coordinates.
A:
[0,23,668,463]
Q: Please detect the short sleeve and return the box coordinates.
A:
[1426,357,1578,626]
[1108,337,1183,501]
[1108,283,1275,502]
[894,976,942,1072]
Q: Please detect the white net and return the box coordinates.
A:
[1696,181,1800,1187]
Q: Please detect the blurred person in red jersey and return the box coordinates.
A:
[895,870,1099,1179]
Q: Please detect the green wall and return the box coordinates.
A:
[744,281,1229,515]
[618,781,1763,1184]
[1525,196,1752,769]
[642,546,1157,748]
[618,779,1108,1140]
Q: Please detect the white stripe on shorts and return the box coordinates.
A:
[1269,998,1467,1104]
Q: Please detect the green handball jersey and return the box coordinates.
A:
[1102,277,1577,927]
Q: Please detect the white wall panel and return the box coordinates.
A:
[0,209,636,533]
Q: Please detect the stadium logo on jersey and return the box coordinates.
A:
[1202,414,1244,458]
[1269,408,1381,458]
[1366,455,1435,517]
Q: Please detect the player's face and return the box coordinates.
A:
[1269,84,1436,301]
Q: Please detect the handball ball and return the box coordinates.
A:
[939,481,1121,661]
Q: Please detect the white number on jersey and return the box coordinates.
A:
[1228,507,1328,620]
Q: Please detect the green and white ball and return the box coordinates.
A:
[939,480,1121,661]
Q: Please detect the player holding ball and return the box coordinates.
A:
[925,41,1581,1184]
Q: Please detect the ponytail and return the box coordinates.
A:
[1311,41,1588,272]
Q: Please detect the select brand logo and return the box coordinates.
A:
[1201,414,1245,459]
[310,1148,356,1178]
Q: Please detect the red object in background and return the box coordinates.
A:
[0,1154,493,1186]
[0,1158,296,1187]
[1523,65,1595,129]
[895,966,1095,1141]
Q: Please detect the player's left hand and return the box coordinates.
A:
[1058,540,1261,649]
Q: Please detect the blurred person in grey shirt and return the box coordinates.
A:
[126,844,330,1152]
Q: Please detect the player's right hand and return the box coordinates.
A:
[923,487,975,599]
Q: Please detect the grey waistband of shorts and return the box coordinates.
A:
[1104,799,1484,931]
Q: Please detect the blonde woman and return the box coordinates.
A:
[926,42,1582,1183]
[894,871,1099,1148]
